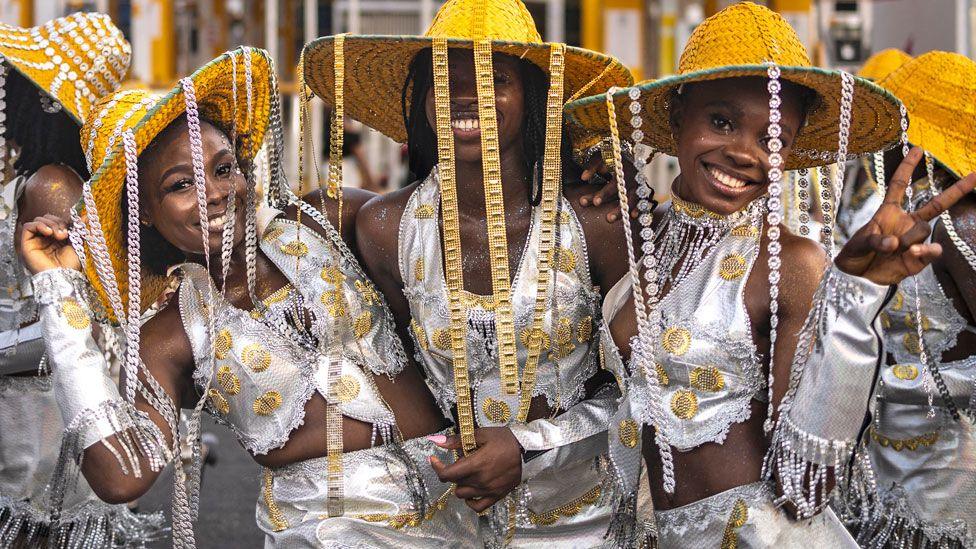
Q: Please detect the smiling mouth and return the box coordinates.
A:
[451,117,480,131]
[701,163,761,194]
[199,210,229,231]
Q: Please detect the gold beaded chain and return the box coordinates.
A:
[327,35,345,233]
[515,43,565,422]
[474,40,519,396]
[433,39,477,454]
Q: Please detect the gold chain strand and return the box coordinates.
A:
[433,39,476,454]
[295,52,309,273]
[474,40,518,395]
[328,35,345,234]
[516,43,565,422]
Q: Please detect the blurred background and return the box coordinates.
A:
[2,0,973,195]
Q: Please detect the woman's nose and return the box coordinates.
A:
[205,178,231,204]
[723,138,760,167]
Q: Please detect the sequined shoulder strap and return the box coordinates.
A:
[175,263,219,390]
[397,172,439,287]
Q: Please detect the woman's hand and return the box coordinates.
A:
[836,147,976,285]
[20,214,81,274]
[428,427,523,513]
[578,152,639,223]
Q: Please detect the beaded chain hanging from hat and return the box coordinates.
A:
[606,86,677,493]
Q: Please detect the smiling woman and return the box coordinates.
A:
[564,2,976,547]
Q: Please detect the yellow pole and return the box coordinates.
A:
[18,0,32,26]
[581,0,602,53]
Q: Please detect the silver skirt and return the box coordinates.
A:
[258,430,480,548]
[654,482,857,548]
[0,375,164,548]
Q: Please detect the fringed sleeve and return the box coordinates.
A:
[33,268,171,508]
[764,264,892,518]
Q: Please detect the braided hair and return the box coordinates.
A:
[401,49,575,204]
[3,67,89,179]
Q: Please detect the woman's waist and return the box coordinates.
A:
[643,403,768,510]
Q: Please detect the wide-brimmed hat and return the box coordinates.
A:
[0,12,130,123]
[565,2,903,170]
[878,51,976,179]
[79,47,272,322]
[858,48,911,81]
[301,0,633,144]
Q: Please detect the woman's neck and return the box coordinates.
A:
[453,149,532,215]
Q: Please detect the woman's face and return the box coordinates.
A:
[671,77,807,215]
[138,119,247,258]
[424,50,526,164]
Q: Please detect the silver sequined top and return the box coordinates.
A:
[398,167,601,425]
[606,215,766,451]
[179,216,405,455]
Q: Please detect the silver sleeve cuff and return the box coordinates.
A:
[509,384,619,482]
[766,264,891,518]
[34,268,126,448]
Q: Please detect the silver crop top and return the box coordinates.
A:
[398,167,601,425]
[179,216,405,455]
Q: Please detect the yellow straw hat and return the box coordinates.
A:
[79,47,272,321]
[878,51,976,178]
[301,0,633,143]
[0,12,130,123]
[858,48,912,81]
[565,2,903,170]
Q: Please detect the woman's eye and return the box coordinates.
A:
[216,163,233,177]
[710,114,732,133]
[170,178,193,191]
[493,71,510,84]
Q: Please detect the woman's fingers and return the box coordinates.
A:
[897,219,932,250]
[883,147,924,207]
[915,172,976,222]
[903,243,943,275]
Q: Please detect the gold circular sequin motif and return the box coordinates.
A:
[891,291,904,311]
[410,320,429,351]
[655,364,670,386]
[903,333,921,355]
[241,344,271,372]
[718,254,747,281]
[618,418,639,448]
[482,397,511,423]
[253,391,283,416]
[217,366,241,395]
[690,366,725,392]
[905,313,931,332]
[61,299,90,329]
[214,329,233,360]
[670,390,699,420]
[661,327,691,356]
[432,328,452,351]
[576,317,593,342]
[880,312,892,329]
[280,240,309,257]
[414,204,435,219]
[730,225,758,238]
[520,328,551,350]
[353,311,373,339]
[892,364,919,380]
[320,266,345,285]
[208,389,230,415]
[334,375,360,403]
[551,248,577,273]
[262,226,284,242]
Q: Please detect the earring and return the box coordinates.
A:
[140,218,151,227]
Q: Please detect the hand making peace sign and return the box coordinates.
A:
[836,147,976,285]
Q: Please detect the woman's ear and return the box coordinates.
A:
[668,92,684,139]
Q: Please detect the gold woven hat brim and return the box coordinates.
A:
[0,12,130,123]
[302,35,633,143]
[878,51,976,179]
[81,48,272,322]
[565,65,903,170]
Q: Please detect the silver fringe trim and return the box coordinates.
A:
[0,498,166,549]
[48,400,170,530]
[763,414,858,519]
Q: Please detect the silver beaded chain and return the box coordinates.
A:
[609,86,676,493]
[828,71,855,258]
[763,63,785,434]
[796,168,811,236]
[873,151,887,197]
[122,129,142,406]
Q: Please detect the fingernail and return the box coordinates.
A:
[426,434,447,444]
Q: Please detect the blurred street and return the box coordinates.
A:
[141,417,264,548]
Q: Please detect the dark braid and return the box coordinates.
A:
[401,49,575,197]
[3,67,89,179]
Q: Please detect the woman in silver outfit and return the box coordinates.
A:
[841,51,976,549]
[19,47,478,548]
[0,13,163,548]
[564,3,976,547]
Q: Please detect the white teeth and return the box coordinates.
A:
[710,167,746,189]
[208,214,227,227]
[451,118,480,131]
